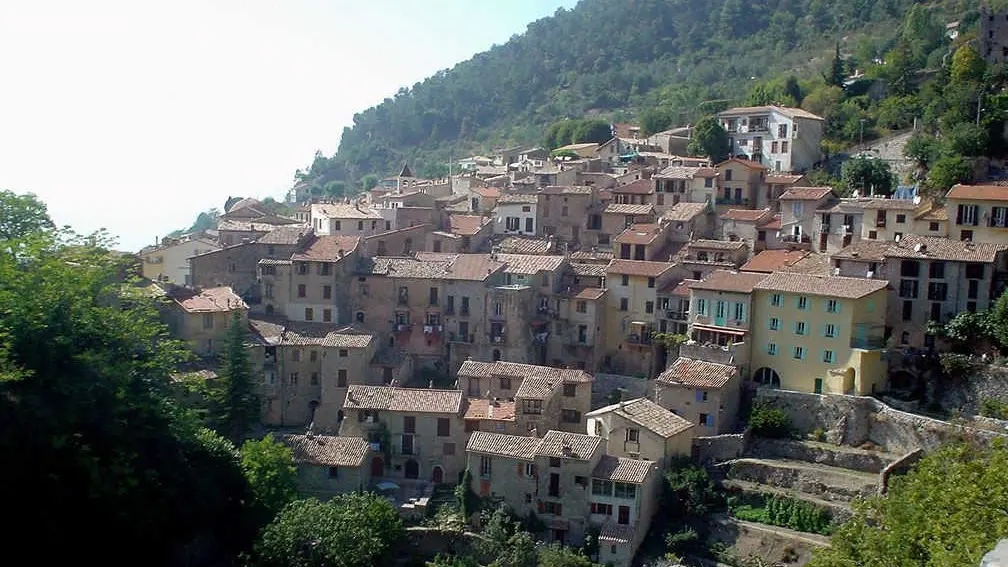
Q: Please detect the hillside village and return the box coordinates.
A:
[134,89,1008,564]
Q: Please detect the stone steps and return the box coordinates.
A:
[719,457,878,503]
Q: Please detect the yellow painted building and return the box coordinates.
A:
[750,272,888,396]
[945,184,1008,245]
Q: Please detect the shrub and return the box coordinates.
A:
[729,493,833,535]
[939,352,977,380]
[748,404,792,438]
[980,397,1008,420]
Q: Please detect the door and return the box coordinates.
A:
[814,378,823,394]
[405,459,419,479]
[618,505,630,525]
[370,457,384,477]
[432,466,444,484]
[549,473,560,497]
[552,529,566,545]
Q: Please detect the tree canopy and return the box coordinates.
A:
[687,116,730,163]
[0,190,54,241]
[840,157,895,196]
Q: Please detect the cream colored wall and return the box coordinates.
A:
[946,197,1008,245]
[173,308,244,356]
[466,452,538,516]
[141,239,220,285]
[910,218,948,238]
[341,411,467,483]
[750,289,887,395]
[295,461,370,498]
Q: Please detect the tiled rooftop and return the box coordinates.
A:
[946,184,1008,201]
[291,235,360,262]
[536,430,602,460]
[779,187,834,201]
[606,259,675,278]
[257,224,313,245]
[755,272,888,299]
[614,223,662,245]
[663,202,709,222]
[690,270,767,294]
[281,434,369,468]
[498,193,539,205]
[886,234,1008,263]
[312,202,383,219]
[740,249,809,273]
[657,357,738,389]
[449,215,489,236]
[591,455,656,484]
[721,208,772,222]
[496,236,554,255]
[496,253,566,275]
[463,399,516,422]
[613,179,654,195]
[571,262,609,277]
[585,397,694,438]
[278,324,374,348]
[604,203,655,215]
[171,286,247,313]
[466,431,540,460]
[343,385,464,414]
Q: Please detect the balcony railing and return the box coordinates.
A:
[781,234,811,244]
[423,325,443,335]
[448,332,474,344]
[665,310,688,320]
[393,323,412,333]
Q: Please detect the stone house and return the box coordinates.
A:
[589,455,662,567]
[718,208,774,253]
[660,202,714,245]
[655,357,741,435]
[138,235,221,285]
[431,215,492,254]
[860,198,932,243]
[713,158,767,214]
[677,240,749,282]
[494,193,539,236]
[584,397,695,468]
[912,205,949,239]
[470,186,501,214]
[551,286,607,371]
[657,279,695,336]
[686,269,765,380]
[361,224,430,256]
[539,185,599,246]
[259,235,359,324]
[281,433,372,498]
[717,106,825,173]
[463,398,520,435]
[610,179,654,206]
[653,165,718,209]
[216,216,303,247]
[340,384,467,485]
[309,202,386,237]
[740,249,811,274]
[600,204,656,249]
[614,222,672,261]
[762,173,807,211]
[602,260,677,378]
[491,254,568,364]
[812,198,866,254]
[749,272,889,395]
[945,184,1008,245]
[164,286,247,357]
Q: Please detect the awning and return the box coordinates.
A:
[692,324,747,336]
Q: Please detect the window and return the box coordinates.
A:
[793,346,805,360]
[429,287,438,305]
[826,299,839,313]
[697,298,707,316]
[525,463,537,477]
[614,482,637,499]
[781,141,789,153]
[645,301,654,314]
[292,349,301,361]
[930,302,942,321]
[289,372,298,385]
[868,230,878,239]
[562,205,569,217]
[734,302,746,322]
[561,409,581,423]
[769,317,780,331]
[480,455,492,478]
[304,308,314,321]
[544,502,562,515]
[956,204,979,226]
[966,263,985,280]
[550,457,562,468]
[404,416,416,434]
[323,308,332,322]
[626,428,639,442]
[591,502,613,515]
[337,369,347,387]
[696,389,709,402]
[725,169,733,181]
[902,300,913,321]
[705,177,713,187]
[563,383,577,397]
[767,342,778,355]
[525,217,533,232]
[505,217,520,231]
[823,350,836,363]
[928,282,948,301]
[310,350,318,362]
[899,279,919,299]
[297,284,306,298]
[310,372,319,386]
[592,479,613,496]
[824,324,837,338]
[621,274,629,286]
[778,123,788,137]
[797,296,808,310]
[771,141,778,153]
[320,263,332,276]
[620,298,628,311]
[338,349,348,358]
[794,321,806,335]
[437,418,450,437]
[929,221,940,231]
[499,376,512,390]
[576,301,587,313]
[792,201,804,218]
[494,302,503,316]
[522,400,543,415]
[297,262,308,275]
[969,279,980,300]
[896,214,906,224]
[328,466,339,479]
[334,221,341,231]
[461,296,470,315]
[202,313,214,330]
[929,262,945,279]
[770,294,783,307]
[323,285,332,299]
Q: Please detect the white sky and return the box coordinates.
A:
[0,0,577,250]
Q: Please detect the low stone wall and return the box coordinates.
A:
[693,431,750,464]
[756,388,1008,454]
[877,449,924,496]
[402,527,493,564]
[749,438,893,474]
[592,373,649,409]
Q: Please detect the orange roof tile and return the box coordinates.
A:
[463,399,516,421]
[172,286,247,313]
[450,215,488,236]
[613,179,655,195]
[946,184,1008,201]
[291,235,360,262]
[281,434,369,468]
[473,186,501,198]
[690,270,767,294]
[606,259,675,278]
[657,357,737,389]
[779,187,834,201]
[755,272,888,299]
[721,208,772,222]
[741,249,809,273]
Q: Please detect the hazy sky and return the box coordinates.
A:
[0,0,578,250]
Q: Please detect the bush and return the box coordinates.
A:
[748,404,792,438]
[730,493,833,535]
[939,352,977,380]
[664,527,699,555]
[980,397,1008,420]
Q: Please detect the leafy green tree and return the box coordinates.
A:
[802,85,844,118]
[988,289,1008,352]
[748,404,792,438]
[951,45,986,85]
[323,180,346,199]
[571,119,612,144]
[841,157,894,196]
[926,155,973,192]
[361,174,380,190]
[240,434,298,520]
[946,122,990,157]
[490,531,538,567]
[810,442,1008,567]
[875,95,919,130]
[538,544,599,567]
[904,133,941,169]
[932,311,994,354]
[687,116,730,163]
[640,107,677,136]
[663,459,721,517]
[884,39,918,97]
[253,495,404,567]
[428,555,480,567]
[216,311,260,442]
[0,190,54,241]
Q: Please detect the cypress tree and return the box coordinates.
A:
[216,311,259,442]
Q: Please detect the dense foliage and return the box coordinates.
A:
[216,311,260,442]
[239,434,299,523]
[296,0,995,187]
[748,403,792,438]
[728,492,834,535]
[811,441,1008,567]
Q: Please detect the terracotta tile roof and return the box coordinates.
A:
[360,255,504,281]
[690,270,767,294]
[496,236,554,255]
[312,202,383,219]
[721,208,772,222]
[591,455,657,484]
[860,198,920,210]
[473,186,501,198]
[741,249,809,273]
[343,385,464,414]
[655,166,702,179]
[542,185,595,195]
[758,214,782,230]
[663,202,709,222]
[458,361,592,388]
[171,286,247,313]
[831,240,894,262]
[614,223,662,245]
[216,218,288,233]
[658,357,738,389]
[569,250,614,262]
[599,524,636,546]
[779,252,834,276]
[689,239,746,251]
[571,262,608,277]
[574,287,606,300]
[585,397,695,438]
[257,224,313,245]
[291,235,360,262]
[450,215,489,236]
[248,318,285,344]
[279,324,374,348]
[497,254,566,275]
[536,430,602,460]
[360,257,450,279]
[715,157,768,170]
[779,187,835,201]
[916,205,948,221]
[444,254,508,281]
[281,434,369,468]
[695,167,718,177]
[613,179,654,195]
[664,279,699,297]
[718,105,824,121]
[755,272,888,299]
[604,203,655,215]
[498,193,539,205]
[606,259,674,278]
[765,174,805,184]
[463,399,516,422]
[946,184,1008,201]
[466,431,540,460]
[886,235,1008,263]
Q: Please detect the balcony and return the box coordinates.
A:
[448,332,474,344]
[626,333,653,346]
[393,323,412,333]
[423,325,443,335]
[665,310,688,321]
[780,234,811,244]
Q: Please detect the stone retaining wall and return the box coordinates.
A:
[402,527,493,564]
[878,449,924,496]
[756,388,1008,454]
[748,438,893,474]
[591,373,649,409]
[693,431,750,464]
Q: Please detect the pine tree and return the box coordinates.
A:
[216,311,259,442]
[825,42,845,88]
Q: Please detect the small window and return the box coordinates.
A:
[437,418,450,437]
[770,294,783,307]
[323,285,332,299]
[797,296,808,310]
[647,277,655,288]
[826,299,839,313]
[337,369,347,387]
[339,349,348,358]
[202,313,214,330]
[769,317,780,331]
[323,308,332,322]
[823,350,836,363]
[929,221,940,232]
[310,372,319,386]
[328,466,339,479]
[563,383,577,397]
[794,321,806,335]
[576,301,587,313]
[620,298,628,311]
[304,308,314,321]
[500,377,512,390]
[767,343,778,355]
[621,274,629,286]
[626,428,639,442]
[824,324,837,338]
[297,284,306,298]
[310,350,318,362]
[793,346,805,360]
[645,301,654,314]
[896,214,906,224]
